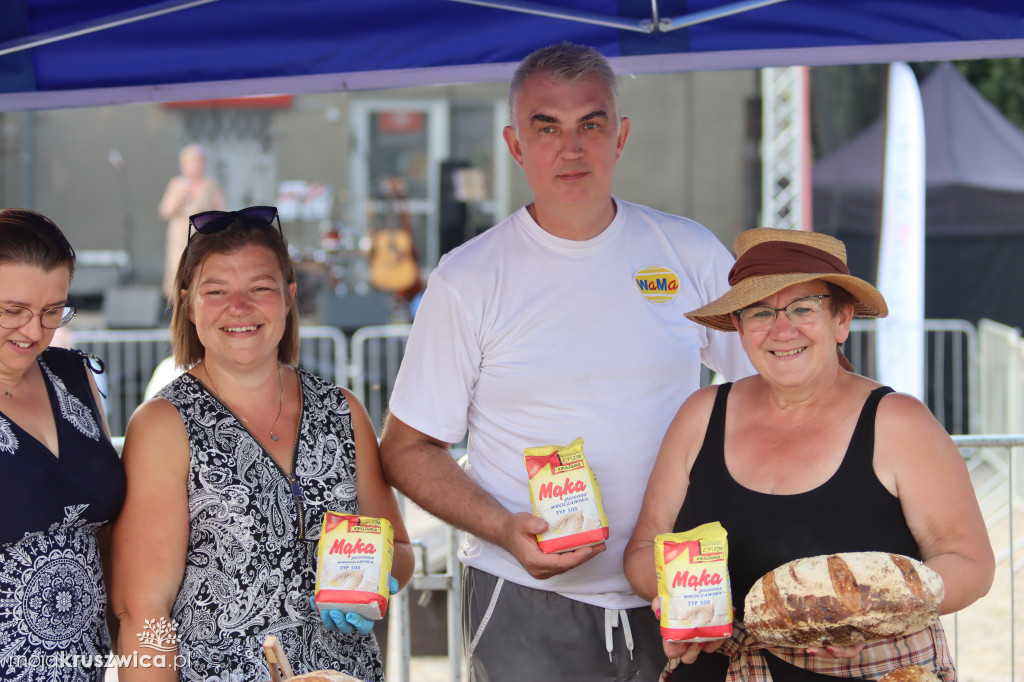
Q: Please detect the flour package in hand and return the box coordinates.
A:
[314,513,394,619]
[524,437,609,553]
[655,521,733,642]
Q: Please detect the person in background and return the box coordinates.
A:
[379,42,752,681]
[0,208,124,681]
[111,206,414,681]
[624,227,994,680]
[158,143,225,302]
[142,355,184,401]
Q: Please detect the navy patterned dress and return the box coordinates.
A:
[159,368,383,682]
[0,347,125,681]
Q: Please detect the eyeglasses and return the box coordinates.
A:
[0,304,76,329]
[187,206,282,243]
[735,295,831,332]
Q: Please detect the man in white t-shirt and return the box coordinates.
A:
[380,42,753,681]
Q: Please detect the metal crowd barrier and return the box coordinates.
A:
[71,326,347,436]
[349,324,413,433]
[390,492,464,682]
[81,319,991,441]
[846,319,979,434]
[949,434,1024,681]
[88,323,1024,680]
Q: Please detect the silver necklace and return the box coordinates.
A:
[205,363,285,442]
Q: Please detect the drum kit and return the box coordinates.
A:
[291,176,420,303]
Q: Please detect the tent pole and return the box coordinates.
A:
[444,0,791,34]
[443,0,657,33]
[0,0,222,57]
[659,0,792,32]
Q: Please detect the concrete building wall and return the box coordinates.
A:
[0,70,758,289]
[616,69,757,249]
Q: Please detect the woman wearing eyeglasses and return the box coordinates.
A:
[0,208,125,682]
[111,207,413,681]
[624,228,994,681]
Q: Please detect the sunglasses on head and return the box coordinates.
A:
[187,205,282,243]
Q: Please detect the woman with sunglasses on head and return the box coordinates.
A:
[624,228,994,681]
[111,207,413,681]
[0,208,125,681]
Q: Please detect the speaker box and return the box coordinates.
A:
[103,286,166,329]
[317,291,392,332]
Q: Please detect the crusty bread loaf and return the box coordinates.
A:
[743,552,944,647]
[289,672,363,682]
[880,665,941,681]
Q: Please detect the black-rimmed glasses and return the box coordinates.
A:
[0,304,76,329]
[187,205,282,243]
[735,294,831,332]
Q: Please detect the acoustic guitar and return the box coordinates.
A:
[367,177,421,297]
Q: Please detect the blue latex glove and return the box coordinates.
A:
[311,575,399,635]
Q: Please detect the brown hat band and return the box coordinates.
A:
[728,241,849,286]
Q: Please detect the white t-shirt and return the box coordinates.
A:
[388,198,753,609]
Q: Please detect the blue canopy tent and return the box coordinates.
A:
[2,0,1024,111]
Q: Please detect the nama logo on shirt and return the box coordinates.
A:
[634,266,680,303]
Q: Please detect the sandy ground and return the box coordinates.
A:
[940,512,1024,682]
[385,653,454,682]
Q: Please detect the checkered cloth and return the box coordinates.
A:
[660,621,954,681]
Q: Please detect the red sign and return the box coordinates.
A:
[377,111,424,133]
[162,95,293,109]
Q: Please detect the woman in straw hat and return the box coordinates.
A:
[624,228,994,681]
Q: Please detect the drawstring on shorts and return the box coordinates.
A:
[604,608,635,662]
[468,577,504,656]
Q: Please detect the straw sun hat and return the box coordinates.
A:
[685,227,888,332]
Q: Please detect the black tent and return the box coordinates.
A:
[813,62,1024,332]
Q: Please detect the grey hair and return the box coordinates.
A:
[179,143,207,163]
[509,42,620,131]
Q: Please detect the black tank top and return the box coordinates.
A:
[671,383,920,681]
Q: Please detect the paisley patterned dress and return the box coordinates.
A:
[159,369,383,682]
[0,347,125,682]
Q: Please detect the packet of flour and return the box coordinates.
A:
[314,513,394,620]
[655,521,733,642]
[524,437,609,553]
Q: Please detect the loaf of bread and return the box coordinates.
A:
[743,552,944,647]
[880,665,941,681]
[289,672,363,682]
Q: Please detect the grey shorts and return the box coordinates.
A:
[462,566,667,682]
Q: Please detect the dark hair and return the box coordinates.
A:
[509,42,620,131]
[0,208,76,277]
[170,222,298,368]
[825,282,858,316]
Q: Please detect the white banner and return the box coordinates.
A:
[876,62,926,399]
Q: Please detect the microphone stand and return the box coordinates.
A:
[108,149,135,285]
